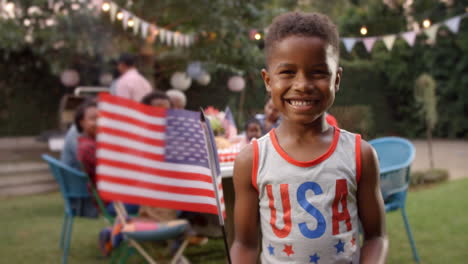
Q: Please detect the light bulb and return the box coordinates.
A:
[5,2,15,12]
[116,11,124,20]
[422,19,431,28]
[360,26,368,36]
[254,33,262,40]
[127,18,134,27]
[102,2,110,12]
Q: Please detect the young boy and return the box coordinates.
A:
[230,12,387,263]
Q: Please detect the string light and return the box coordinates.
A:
[5,2,15,12]
[23,19,31,27]
[116,11,124,20]
[422,19,431,28]
[360,26,368,36]
[101,2,110,12]
[254,33,262,40]
[127,18,134,27]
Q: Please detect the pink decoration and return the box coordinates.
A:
[227,76,245,92]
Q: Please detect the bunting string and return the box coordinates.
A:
[340,13,468,53]
[101,1,195,47]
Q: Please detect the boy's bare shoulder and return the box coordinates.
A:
[234,143,254,172]
[360,139,377,161]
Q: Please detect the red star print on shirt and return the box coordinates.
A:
[283,244,294,256]
[351,237,356,246]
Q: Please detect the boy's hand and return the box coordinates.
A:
[230,144,260,264]
[358,140,388,264]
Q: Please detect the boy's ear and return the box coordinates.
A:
[261,69,271,93]
[334,66,343,93]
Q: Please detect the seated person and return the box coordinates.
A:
[61,101,98,217]
[255,97,280,135]
[138,91,178,222]
[134,91,207,260]
[60,124,81,170]
[75,99,139,216]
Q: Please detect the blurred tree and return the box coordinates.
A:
[415,73,438,169]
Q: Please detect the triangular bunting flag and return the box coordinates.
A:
[382,35,396,51]
[110,2,117,23]
[184,35,190,47]
[342,38,357,53]
[173,33,179,47]
[159,29,166,43]
[133,17,140,35]
[424,24,440,44]
[122,10,129,30]
[401,31,417,47]
[92,0,103,9]
[166,31,173,46]
[141,22,149,39]
[363,37,377,53]
[445,16,462,33]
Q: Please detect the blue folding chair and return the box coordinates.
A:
[369,137,420,263]
[42,154,96,264]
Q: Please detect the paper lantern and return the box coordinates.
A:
[186,61,203,79]
[227,76,245,92]
[60,69,80,87]
[170,72,192,91]
[196,72,211,86]
[99,73,113,86]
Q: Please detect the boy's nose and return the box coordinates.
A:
[292,74,314,92]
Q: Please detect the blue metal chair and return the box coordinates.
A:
[42,154,94,264]
[369,137,420,263]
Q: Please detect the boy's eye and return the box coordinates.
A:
[279,70,295,75]
[311,71,329,78]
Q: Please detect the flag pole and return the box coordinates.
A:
[200,110,232,264]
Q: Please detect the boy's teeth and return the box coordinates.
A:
[290,100,312,106]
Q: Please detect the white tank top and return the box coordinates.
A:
[252,128,362,264]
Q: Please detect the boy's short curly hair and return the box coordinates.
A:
[265,12,340,63]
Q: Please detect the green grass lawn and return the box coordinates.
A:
[1,178,468,264]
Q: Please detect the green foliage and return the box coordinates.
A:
[415,73,437,129]
[0,49,63,136]
[1,0,468,138]
[333,0,468,139]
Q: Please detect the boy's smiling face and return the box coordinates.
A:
[262,35,342,125]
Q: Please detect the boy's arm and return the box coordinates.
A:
[230,144,260,264]
[358,140,388,264]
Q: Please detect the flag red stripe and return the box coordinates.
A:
[100,111,166,132]
[99,127,165,147]
[98,175,216,198]
[100,93,167,118]
[98,159,213,183]
[98,142,165,162]
[99,191,219,215]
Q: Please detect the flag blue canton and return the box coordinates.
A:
[165,109,209,168]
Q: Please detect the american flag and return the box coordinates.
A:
[96,94,225,218]
[223,106,237,140]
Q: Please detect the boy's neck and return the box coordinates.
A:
[276,115,330,138]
